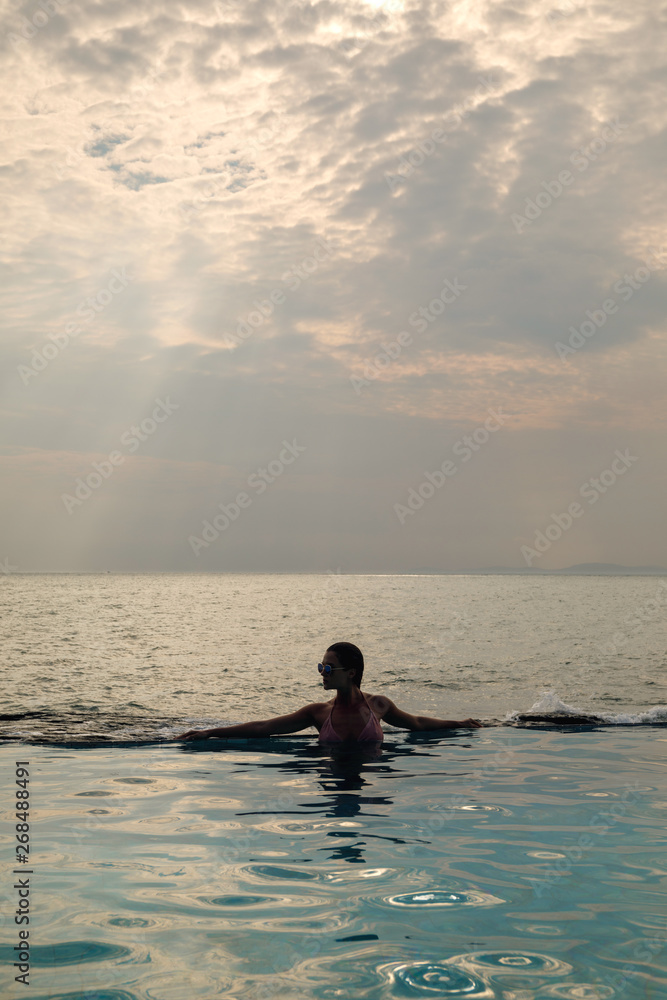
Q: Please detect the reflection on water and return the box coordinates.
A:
[390,961,492,996]
[1,729,667,999]
[0,941,132,967]
[204,737,449,866]
[27,993,140,1000]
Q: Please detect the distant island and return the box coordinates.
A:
[405,563,667,575]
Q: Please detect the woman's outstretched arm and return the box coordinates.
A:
[175,704,318,741]
[379,697,482,730]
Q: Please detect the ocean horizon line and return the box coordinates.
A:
[3,563,667,576]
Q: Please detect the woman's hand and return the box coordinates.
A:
[174,728,212,741]
[458,718,483,728]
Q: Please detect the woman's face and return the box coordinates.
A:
[320,649,345,689]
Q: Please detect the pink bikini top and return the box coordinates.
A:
[318,693,384,744]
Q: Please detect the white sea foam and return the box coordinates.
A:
[505,690,590,721]
[506,690,667,725]
[600,705,667,725]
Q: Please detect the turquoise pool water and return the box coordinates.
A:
[2,727,667,999]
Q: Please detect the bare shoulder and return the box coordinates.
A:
[364,693,394,718]
[307,700,334,726]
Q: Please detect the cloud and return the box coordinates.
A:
[2,0,666,569]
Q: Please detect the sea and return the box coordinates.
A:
[1,573,667,999]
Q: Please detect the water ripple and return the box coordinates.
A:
[0,940,131,967]
[542,987,615,999]
[108,917,154,928]
[390,962,492,996]
[385,889,505,908]
[450,950,572,978]
[243,863,320,881]
[28,993,139,1000]
[203,894,278,907]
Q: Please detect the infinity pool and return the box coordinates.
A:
[2,727,667,999]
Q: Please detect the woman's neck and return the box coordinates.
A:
[335,686,364,708]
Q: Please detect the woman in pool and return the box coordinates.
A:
[176,641,481,742]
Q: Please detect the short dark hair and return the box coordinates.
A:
[327,642,364,687]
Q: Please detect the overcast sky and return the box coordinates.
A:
[1,0,665,572]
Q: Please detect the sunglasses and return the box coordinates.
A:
[317,662,344,675]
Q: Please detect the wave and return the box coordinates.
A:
[1,692,667,744]
[505,690,667,726]
[0,709,181,744]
